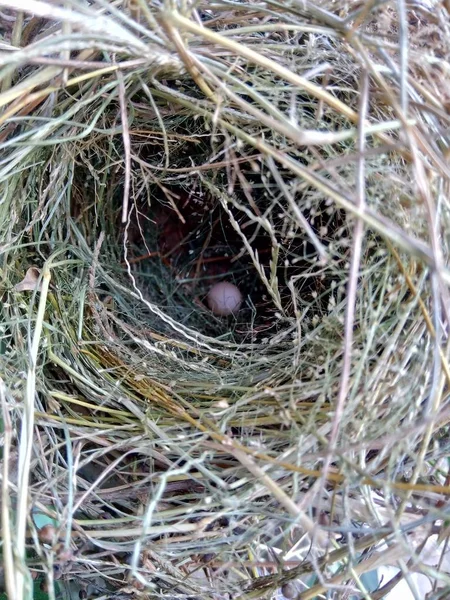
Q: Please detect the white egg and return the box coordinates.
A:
[207,281,242,316]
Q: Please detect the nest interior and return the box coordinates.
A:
[1,2,450,599]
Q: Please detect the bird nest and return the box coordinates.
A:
[1,1,450,599]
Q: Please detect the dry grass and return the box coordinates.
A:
[1,1,450,599]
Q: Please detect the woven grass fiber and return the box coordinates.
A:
[1,1,450,599]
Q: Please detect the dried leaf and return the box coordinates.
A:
[14,267,42,292]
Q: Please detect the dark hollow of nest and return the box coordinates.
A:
[71,129,349,344]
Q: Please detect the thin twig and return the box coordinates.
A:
[321,69,369,508]
[1,381,16,600]
[118,71,132,224]
[15,265,51,600]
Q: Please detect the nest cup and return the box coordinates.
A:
[1,2,450,599]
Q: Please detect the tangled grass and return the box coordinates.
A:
[1,1,450,599]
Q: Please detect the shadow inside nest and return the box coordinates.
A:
[113,169,350,345]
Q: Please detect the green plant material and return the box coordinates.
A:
[0,579,48,600]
